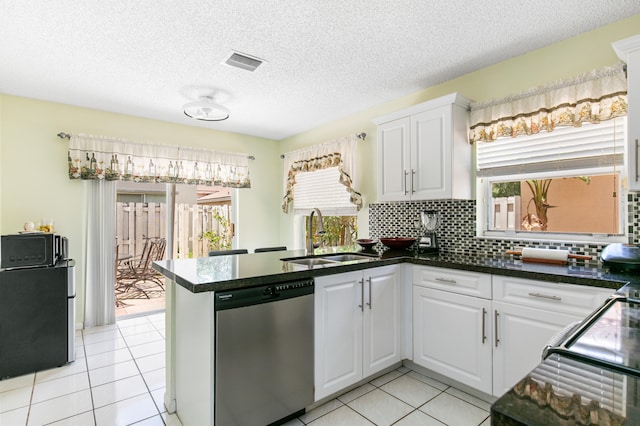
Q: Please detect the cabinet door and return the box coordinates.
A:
[628,48,640,191]
[377,117,411,201]
[411,107,451,199]
[314,271,364,400]
[614,36,640,191]
[413,286,492,394]
[363,265,401,377]
[492,300,582,397]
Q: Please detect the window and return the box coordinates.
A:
[294,167,358,248]
[293,167,358,216]
[477,118,627,241]
[306,215,358,248]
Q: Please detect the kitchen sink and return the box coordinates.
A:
[281,252,377,268]
[320,254,376,262]
[283,257,338,267]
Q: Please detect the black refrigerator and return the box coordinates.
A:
[0,259,76,379]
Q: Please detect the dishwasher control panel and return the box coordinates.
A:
[215,279,314,311]
[274,280,314,292]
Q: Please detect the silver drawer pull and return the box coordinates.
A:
[494,310,500,347]
[435,277,457,284]
[481,308,487,344]
[528,292,561,301]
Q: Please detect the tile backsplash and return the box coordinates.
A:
[369,193,640,263]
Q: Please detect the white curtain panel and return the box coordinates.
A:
[83,180,116,327]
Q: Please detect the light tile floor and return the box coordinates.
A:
[0,312,181,426]
[288,368,492,426]
[1,311,492,426]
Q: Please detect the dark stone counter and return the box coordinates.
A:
[492,352,635,425]
[153,247,633,293]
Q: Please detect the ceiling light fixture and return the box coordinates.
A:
[183,96,230,121]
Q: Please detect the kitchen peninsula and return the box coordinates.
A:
[153,248,634,425]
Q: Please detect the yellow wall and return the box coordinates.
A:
[0,95,282,324]
[278,13,640,244]
[2,14,640,325]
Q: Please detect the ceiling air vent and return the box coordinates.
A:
[222,51,264,72]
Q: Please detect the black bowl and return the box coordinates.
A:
[356,239,378,250]
[380,237,416,250]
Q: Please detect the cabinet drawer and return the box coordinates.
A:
[492,276,613,316]
[413,265,491,299]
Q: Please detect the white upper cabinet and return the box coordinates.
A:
[613,34,640,191]
[374,93,473,201]
[377,117,412,201]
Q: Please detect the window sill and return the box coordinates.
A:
[476,231,627,246]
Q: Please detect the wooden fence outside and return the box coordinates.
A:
[115,202,231,259]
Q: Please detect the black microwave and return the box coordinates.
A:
[1,233,67,269]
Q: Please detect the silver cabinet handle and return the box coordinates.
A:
[528,292,561,301]
[633,139,639,182]
[435,277,456,284]
[411,169,416,194]
[366,277,372,310]
[404,170,409,195]
[358,279,364,312]
[494,310,500,347]
[482,308,487,344]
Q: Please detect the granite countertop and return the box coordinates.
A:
[492,352,634,425]
[153,246,634,293]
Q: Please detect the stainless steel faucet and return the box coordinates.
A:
[307,208,325,254]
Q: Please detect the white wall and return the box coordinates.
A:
[0,95,282,324]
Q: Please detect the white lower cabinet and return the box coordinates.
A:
[413,286,493,394]
[412,266,614,397]
[491,275,614,396]
[491,300,583,396]
[315,265,402,400]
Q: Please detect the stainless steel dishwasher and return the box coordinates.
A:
[214,279,314,426]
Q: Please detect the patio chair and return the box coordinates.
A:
[116,237,166,299]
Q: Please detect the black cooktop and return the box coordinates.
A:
[549,297,640,376]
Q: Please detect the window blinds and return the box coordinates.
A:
[476,118,627,177]
[293,167,357,216]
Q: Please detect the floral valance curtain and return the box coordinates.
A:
[282,134,362,213]
[68,134,251,188]
[468,62,628,144]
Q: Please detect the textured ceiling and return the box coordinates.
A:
[1,1,639,140]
